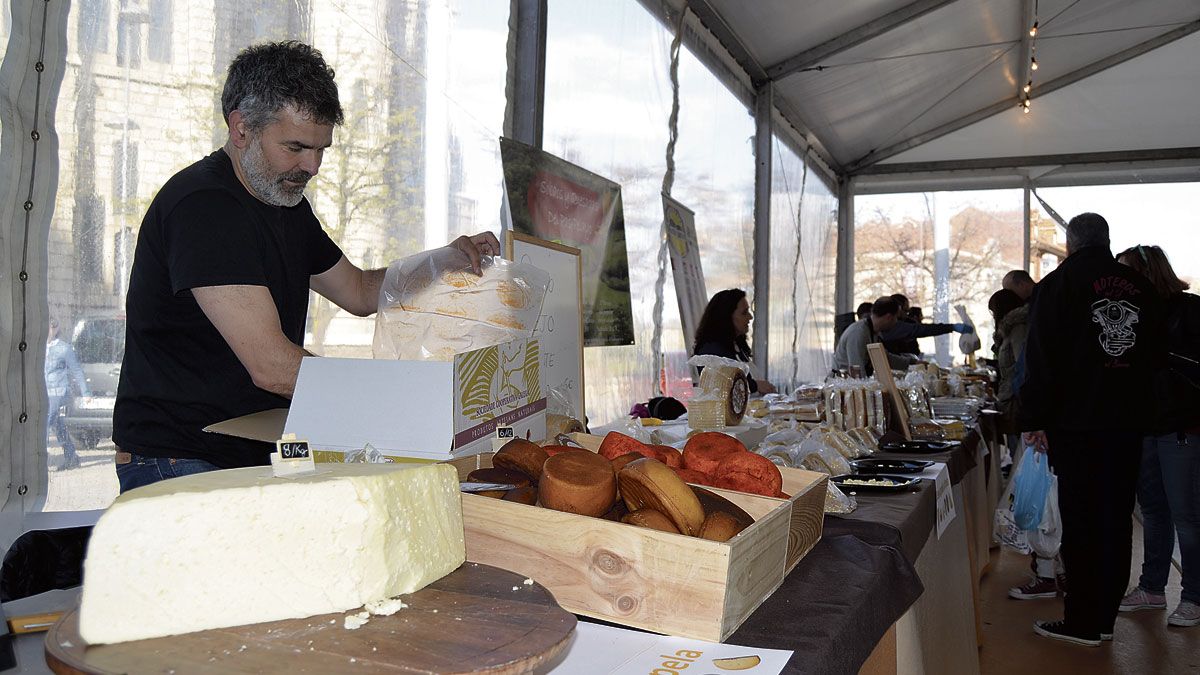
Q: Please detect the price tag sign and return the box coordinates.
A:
[492,425,516,453]
[934,464,956,539]
[271,434,317,477]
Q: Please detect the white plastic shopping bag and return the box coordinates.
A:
[993,470,1032,554]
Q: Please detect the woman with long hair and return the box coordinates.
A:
[693,289,776,394]
[1116,244,1200,627]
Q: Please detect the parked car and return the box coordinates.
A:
[63,314,124,449]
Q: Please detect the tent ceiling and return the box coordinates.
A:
[687,0,1200,186]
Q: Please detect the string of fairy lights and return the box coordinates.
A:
[1023,1,1040,113]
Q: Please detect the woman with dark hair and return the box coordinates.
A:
[1116,244,1200,627]
[693,289,776,394]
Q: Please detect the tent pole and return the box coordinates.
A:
[752,82,773,380]
[835,177,855,315]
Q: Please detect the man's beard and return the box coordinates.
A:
[239,136,312,207]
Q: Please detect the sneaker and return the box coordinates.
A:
[59,456,81,471]
[1010,577,1058,600]
[1119,587,1167,612]
[1033,620,1101,647]
[1168,601,1200,627]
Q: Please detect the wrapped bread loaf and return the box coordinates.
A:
[373,248,550,360]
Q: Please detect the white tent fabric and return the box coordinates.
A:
[686,0,1200,183]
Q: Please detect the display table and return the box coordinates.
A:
[833,479,980,675]
[727,535,922,675]
[874,430,995,647]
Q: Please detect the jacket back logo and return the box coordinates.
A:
[1091,298,1140,356]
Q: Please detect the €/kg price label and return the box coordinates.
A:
[278,441,311,459]
[272,434,316,477]
[492,425,515,453]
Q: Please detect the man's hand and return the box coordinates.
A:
[1022,430,1049,454]
[450,232,501,275]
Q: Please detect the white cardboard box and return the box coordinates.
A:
[205,337,546,461]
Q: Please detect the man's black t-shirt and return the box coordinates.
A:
[114,149,343,468]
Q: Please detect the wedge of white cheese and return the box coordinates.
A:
[79,462,464,644]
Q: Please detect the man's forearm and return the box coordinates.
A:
[251,342,312,399]
[357,268,385,316]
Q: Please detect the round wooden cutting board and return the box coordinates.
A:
[45,563,576,674]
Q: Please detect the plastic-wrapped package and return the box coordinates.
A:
[620,417,656,444]
[758,444,799,469]
[834,428,874,459]
[687,355,751,430]
[761,428,807,448]
[872,390,888,436]
[794,433,853,475]
[823,430,860,460]
[824,388,840,426]
[373,247,550,361]
[847,428,879,454]
[824,482,857,514]
[545,387,585,441]
[345,442,392,463]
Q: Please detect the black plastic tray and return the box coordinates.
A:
[830,473,922,492]
[850,458,933,475]
[879,439,961,454]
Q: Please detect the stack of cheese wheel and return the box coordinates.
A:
[688,365,750,430]
[590,431,786,498]
[679,432,787,498]
[464,435,757,543]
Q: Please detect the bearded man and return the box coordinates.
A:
[112,41,497,492]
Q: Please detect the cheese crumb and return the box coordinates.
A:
[523,578,534,585]
[344,612,371,630]
[365,597,408,616]
[512,586,519,591]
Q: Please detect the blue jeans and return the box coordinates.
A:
[46,393,77,461]
[116,453,221,493]
[1137,432,1200,604]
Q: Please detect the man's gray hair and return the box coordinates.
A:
[221,41,344,132]
[1066,212,1110,252]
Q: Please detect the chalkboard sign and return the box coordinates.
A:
[277,441,311,460]
[272,435,316,477]
[506,232,585,420]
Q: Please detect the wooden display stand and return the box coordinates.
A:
[867,344,912,440]
[447,446,826,642]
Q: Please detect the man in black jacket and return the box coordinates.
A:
[1018,213,1166,646]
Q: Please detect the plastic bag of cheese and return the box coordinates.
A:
[373,246,550,360]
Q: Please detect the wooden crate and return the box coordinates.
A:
[447,453,826,642]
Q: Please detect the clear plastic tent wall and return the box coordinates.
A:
[2,0,839,516]
[34,0,510,510]
[545,0,756,426]
[766,134,838,393]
